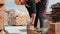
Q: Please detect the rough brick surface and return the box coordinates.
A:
[0,0,5,34]
[48,23,60,34]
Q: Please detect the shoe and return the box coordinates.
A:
[36,28,43,32]
[41,28,49,33]
[36,28,49,32]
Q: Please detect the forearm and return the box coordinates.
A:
[31,13,36,24]
[29,0,36,24]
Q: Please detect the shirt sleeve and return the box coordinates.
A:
[28,0,37,13]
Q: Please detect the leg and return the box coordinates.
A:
[34,13,38,28]
[39,13,45,28]
[38,3,48,33]
[34,3,40,28]
[28,0,37,25]
[26,0,37,30]
[31,13,36,24]
[38,3,46,28]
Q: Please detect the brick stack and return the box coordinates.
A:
[48,2,60,34]
[51,2,60,23]
[6,9,30,26]
[48,23,60,34]
[0,0,5,34]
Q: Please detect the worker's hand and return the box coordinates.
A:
[20,0,26,5]
[35,0,41,3]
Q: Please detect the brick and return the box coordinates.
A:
[0,31,3,34]
[27,25,34,30]
[11,15,30,25]
[0,0,5,4]
[48,23,60,34]
[51,3,60,22]
[48,29,60,34]
[48,29,55,34]
[27,29,38,34]
[27,25,40,34]
[27,31,38,34]
[7,9,30,26]
[50,23,60,31]
[0,0,5,34]
[50,23,55,30]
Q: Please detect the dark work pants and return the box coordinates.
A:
[26,0,36,18]
[26,0,46,28]
[34,2,46,28]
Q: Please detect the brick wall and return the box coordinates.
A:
[0,0,5,34]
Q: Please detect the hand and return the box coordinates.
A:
[20,0,26,5]
[35,0,41,3]
[25,4,31,7]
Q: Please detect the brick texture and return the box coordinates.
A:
[7,9,30,26]
[48,23,60,34]
[0,0,5,34]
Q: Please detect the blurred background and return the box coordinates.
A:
[3,0,60,34]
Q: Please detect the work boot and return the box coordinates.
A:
[36,28,49,32]
[36,28,43,32]
[41,28,49,33]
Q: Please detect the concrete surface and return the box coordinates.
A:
[3,22,27,34]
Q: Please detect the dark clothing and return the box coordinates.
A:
[34,0,47,28]
[41,0,47,5]
[26,0,47,28]
[26,0,37,16]
[34,2,46,28]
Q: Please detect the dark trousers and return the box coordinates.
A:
[26,0,37,18]
[34,2,46,28]
[26,0,46,28]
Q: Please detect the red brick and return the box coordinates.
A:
[27,30,38,34]
[27,25,38,34]
[48,29,55,34]
[7,10,30,26]
[50,23,55,30]
[0,0,5,34]
[48,23,60,34]
[0,0,5,4]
